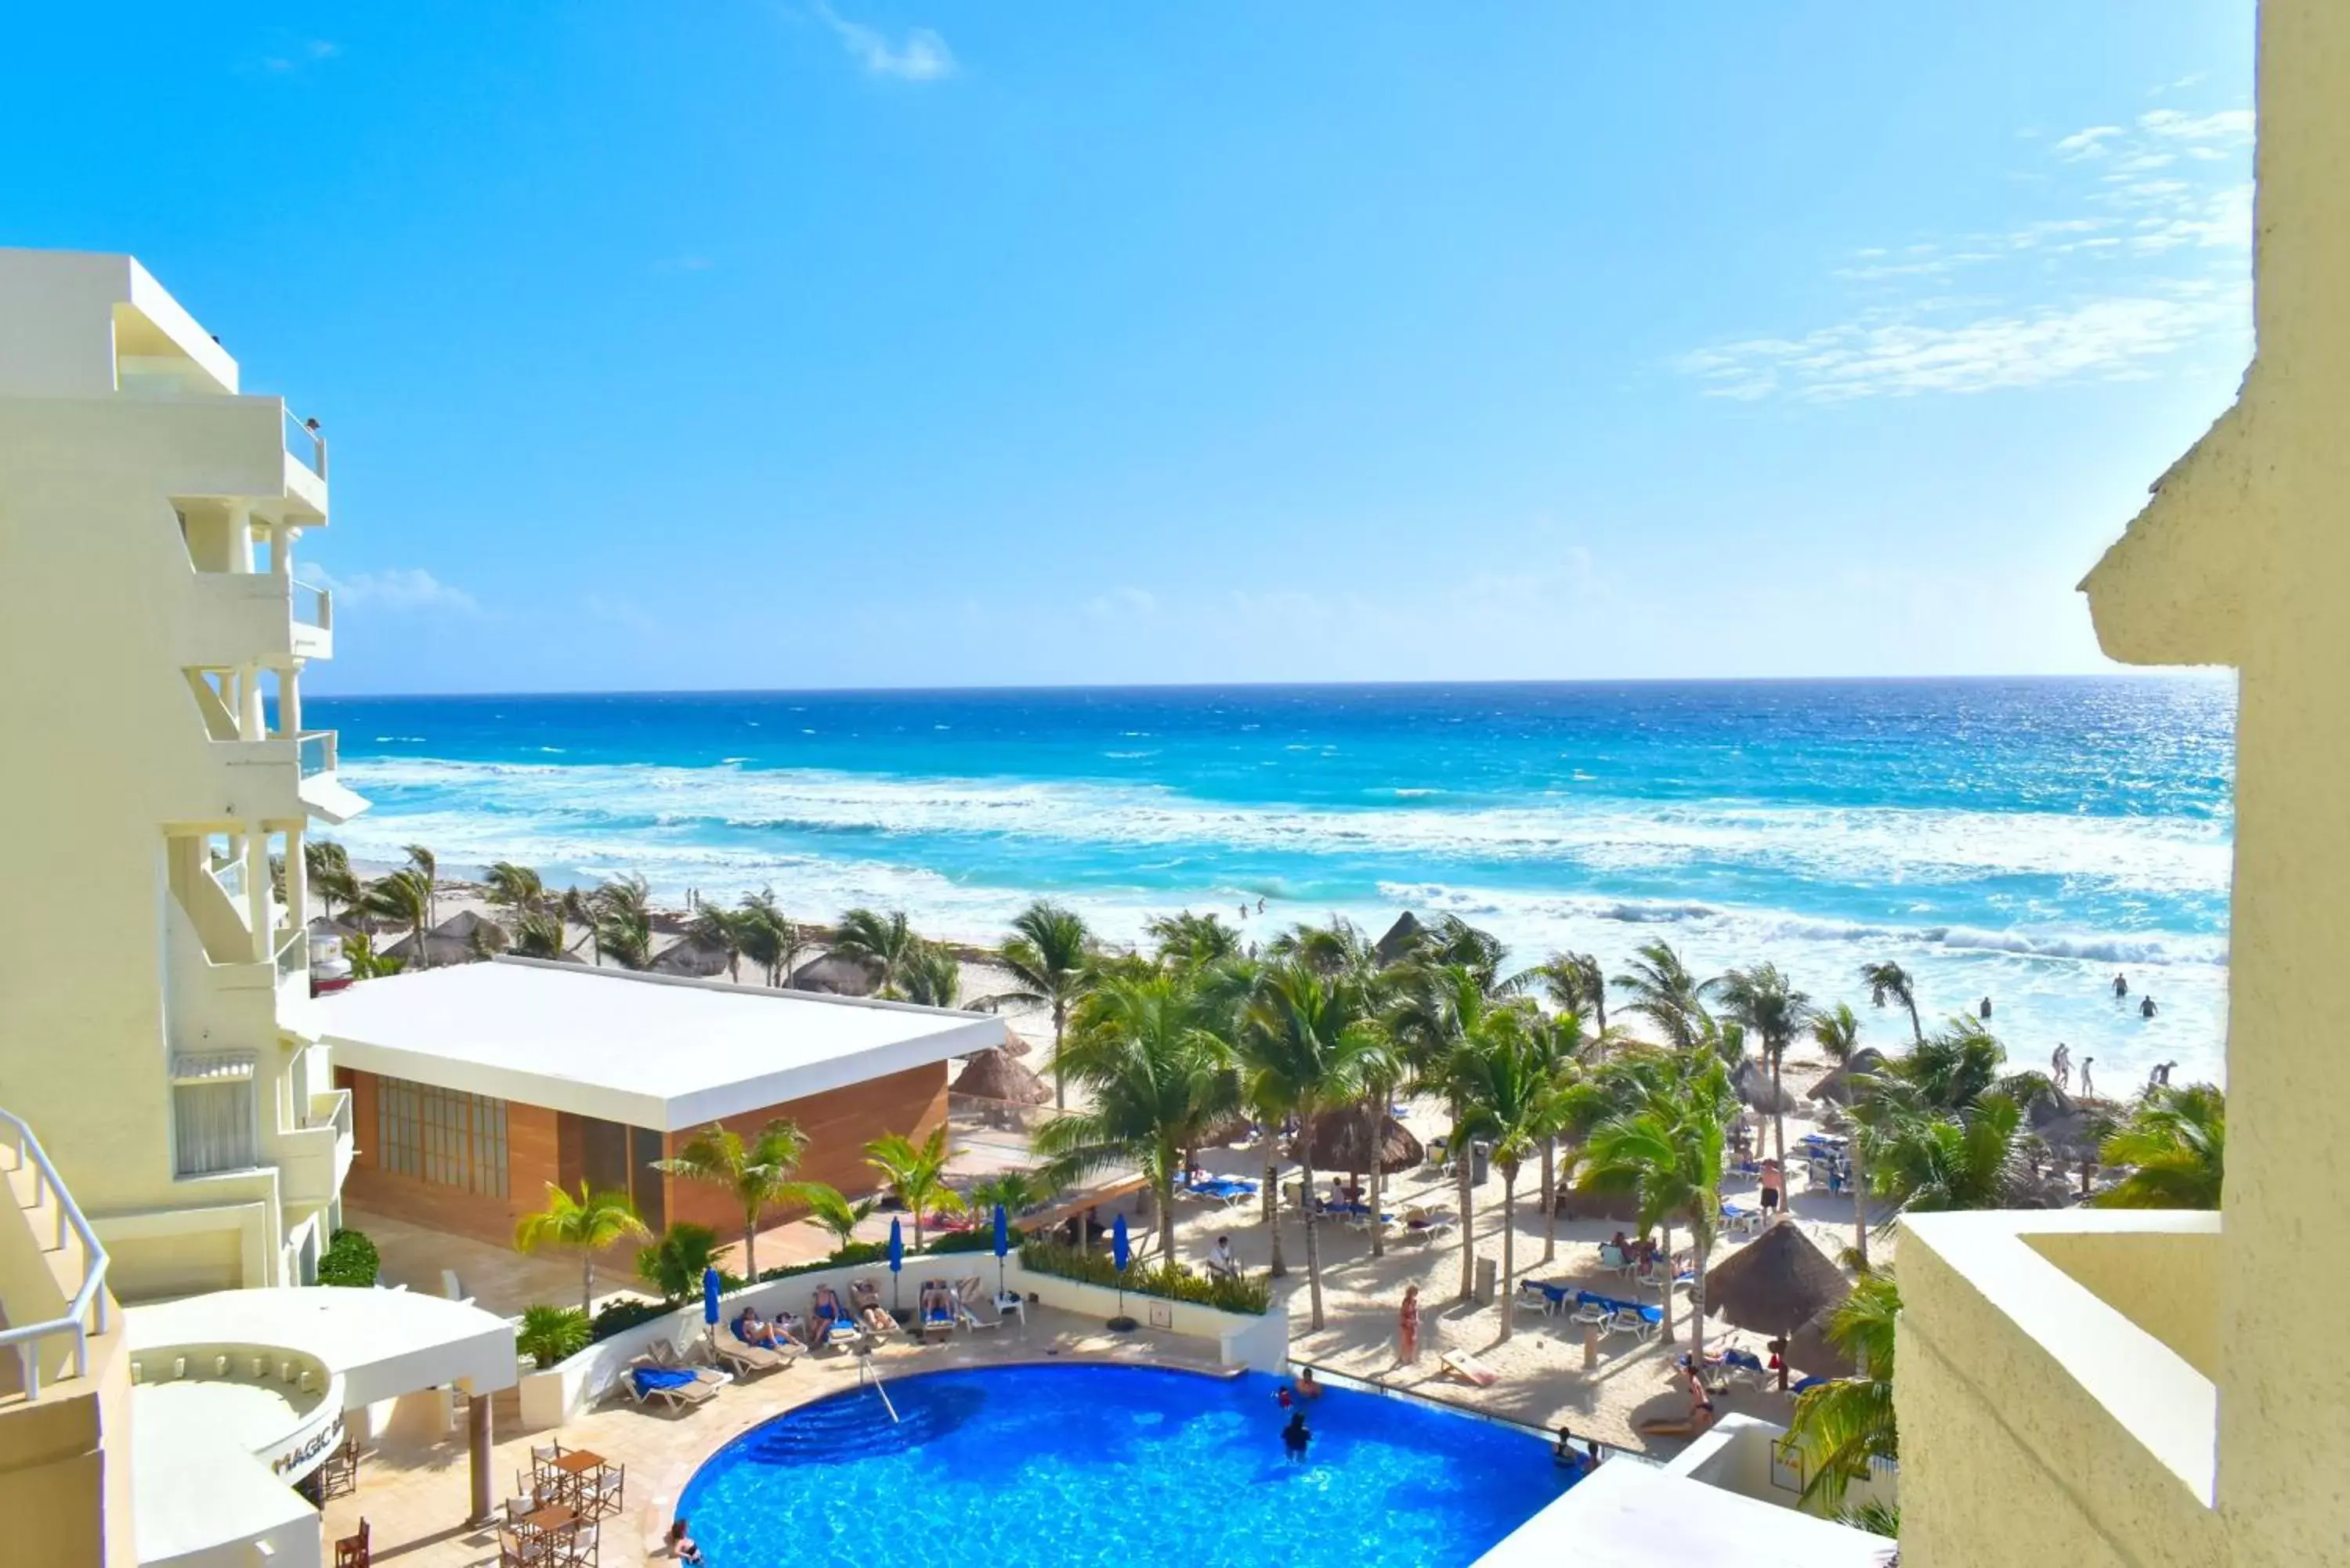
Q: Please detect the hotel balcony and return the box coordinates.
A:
[183,569,332,667]
[1895,1209,2225,1568]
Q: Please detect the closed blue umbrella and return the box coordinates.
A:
[888,1215,905,1313]
[992,1203,1010,1298]
[702,1266,721,1351]
[1108,1212,1136,1332]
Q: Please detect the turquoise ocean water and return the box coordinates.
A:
[311,676,2236,1086]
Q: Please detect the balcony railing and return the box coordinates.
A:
[284,407,328,480]
[0,1106,112,1401]
[212,853,246,902]
[273,923,308,983]
[298,730,338,779]
[292,577,333,634]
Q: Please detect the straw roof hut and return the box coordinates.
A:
[1300,1113,1424,1176]
[1557,1180,1644,1224]
[951,1048,1050,1107]
[1705,1221,1852,1389]
[1373,912,1426,967]
[789,950,881,995]
[1733,1057,1798,1113]
[652,934,734,978]
[1808,1047,1889,1106]
[385,909,508,967]
[1786,1304,1860,1380]
[999,1026,1034,1059]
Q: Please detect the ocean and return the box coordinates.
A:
[309,676,2236,1088]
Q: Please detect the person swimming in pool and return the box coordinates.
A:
[1282,1410,1312,1461]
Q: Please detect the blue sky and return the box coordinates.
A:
[3,4,2254,694]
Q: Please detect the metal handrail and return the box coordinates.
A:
[0,1107,111,1401]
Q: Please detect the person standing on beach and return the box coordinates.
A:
[2080,1058,2095,1100]
[2114,973,2130,998]
[2052,1043,2070,1091]
[1979,995,1993,1020]
[1397,1284,1422,1366]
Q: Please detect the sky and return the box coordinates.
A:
[2,3,2256,695]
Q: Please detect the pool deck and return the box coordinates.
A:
[322,1306,1224,1566]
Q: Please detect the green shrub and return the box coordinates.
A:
[1018,1239,1271,1315]
[927,1224,1025,1255]
[516,1305,591,1369]
[316,1228,379,1288]
[635,1222,744,1301]
[588,1296,673,1343]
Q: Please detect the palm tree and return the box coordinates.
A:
[594,875,653,970]
[1712,963,1813,1168]
[305,839,358,921]
[736,889,807,986]
[1786,1270,1900,1511]
[510,909,567,959]
[967,1168,1053,1218]
[980,902,1096,1110]
[1387,961,1513,1302]
[1037,972,1238,1260]
[514,1181,652,1318]
[1860,960,1924,1046]
[899,941,963,1008]
[688,903,747,981]
[863,1128,964,1252]
[1513,951,1609,1044]
[1613,941,1710,1049]
[832,907,927,999]
[1864,1092,2032,1224]
[654,1118,808,1279]
[403,844,439,931]
[1449,1009,1572,1340]
[1144,910,1242,972]
[1812,1002,1875,1264]
[1237,959,1380,1330]
[1267,916,1381,979]
[2095,1084,2225,1209]
[360,869,432,967]
[1577,1057,1731,1350]
[340,930,404,979]
[561,886,599,963]
[779,1180,876,1254]
[635,1221,727,1300]
[485,862,546,920]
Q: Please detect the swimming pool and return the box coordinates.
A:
[677,1364,1574,1568]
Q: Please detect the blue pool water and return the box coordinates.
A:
[674,1364,1572,1568]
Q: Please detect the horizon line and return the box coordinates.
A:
[306,668,2230,703]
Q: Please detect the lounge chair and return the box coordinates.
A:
[1567,1292,1611,1329]
[712,1321,791,1377]
[1607,1305,1661,1343]
[625,1364,718,1412]
[1719,1347,1770,1389]
[810,1288,862,1349]
[953,1276,1000,1332]
[850,1278,909,1339]
[1515,1279,1556,1320]
[1439,1350,1501,1389]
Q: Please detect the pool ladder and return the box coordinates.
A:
[855,1344,900,1425]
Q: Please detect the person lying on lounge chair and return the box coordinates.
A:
[920,1282,958,1334]
[736,1307,800,1351]
[848,1280,896,1335]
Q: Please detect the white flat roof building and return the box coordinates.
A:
[312,957,1006,1129]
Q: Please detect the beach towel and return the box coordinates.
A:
[633,1367,696,1395]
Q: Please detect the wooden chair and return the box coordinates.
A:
[588,1464,626,1520]
[333,1519,371,1568]
[313,1433,360,1499]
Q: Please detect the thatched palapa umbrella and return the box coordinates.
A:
[652,934,734,978]
[1372,912,1426,967]
[789,950,881,995]
[1786,1303,1858,1381]
[999,1026,1034,1059]
[1733,1057,1798,1114]
[1704,1220,1851,1390]
[385,909,508,967]
[1300,1113,1423,1176]
[1807,1047,1889,1107]
[952,1048,1051,1107]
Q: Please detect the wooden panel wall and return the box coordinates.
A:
[334,1068,564,1251]
[662,1062,949,1235]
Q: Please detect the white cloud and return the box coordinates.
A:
[812,2,956,81]
[260,38,338,74]
[1676,94,2252,403]
[313,567,479,615]
[1677,286,2247,403]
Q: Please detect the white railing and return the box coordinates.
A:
[292,578,333,634]
[0,1107,111,1401]
[298,730,338,779]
